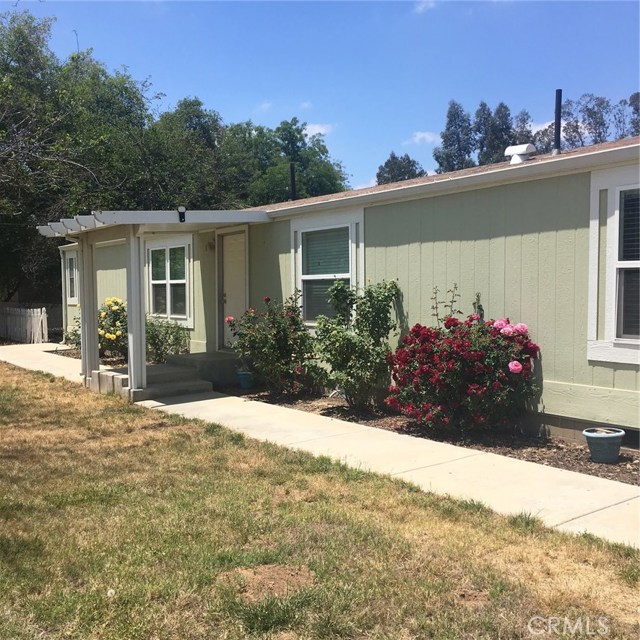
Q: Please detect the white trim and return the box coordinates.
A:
[291,207,365,321]
[587,166,640,365]
[64,251,79,305]
[145,233,194,328]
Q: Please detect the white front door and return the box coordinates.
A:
[219,231,247,348]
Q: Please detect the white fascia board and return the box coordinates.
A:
[93,210,270,225]
[61,218,82,231]
[267,144,640,219]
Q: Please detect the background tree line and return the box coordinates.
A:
[0,11,348,301]
[377,92,639,183]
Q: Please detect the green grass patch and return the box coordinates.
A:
[0,362,638,639]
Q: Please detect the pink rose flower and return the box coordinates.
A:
[224,315,234,324]
[501,324,515,336]
[514,322,528,334]
[508,361,523,374]
[493,318,509,330]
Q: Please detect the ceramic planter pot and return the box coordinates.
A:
[582,427,625,464]
[237,370,255,390]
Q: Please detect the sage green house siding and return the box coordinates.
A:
[95,242,127,304]
[248,220,292,305]
[364,172,638,428]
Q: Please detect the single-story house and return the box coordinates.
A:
[41,137,639,437]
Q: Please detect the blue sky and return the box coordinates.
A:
[13,0,640,189]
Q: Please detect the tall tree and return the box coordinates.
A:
[513,110,534,145]
[491,102,514,160]
[433,100,475,173]
[561,99,587,148]
[579,94,611,144]
[532,123,555,154]
[376,151,425,184]
[629,91,640,136]
[473,101,494,166]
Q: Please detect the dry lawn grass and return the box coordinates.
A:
[0,362,638,639]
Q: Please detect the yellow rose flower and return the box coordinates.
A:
[111,306,119,311]
[116,330,122,337]
[98,329,105,336]
[101,311,106,318]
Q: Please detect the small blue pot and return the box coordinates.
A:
[582,427,625,464]
[237,371,255,390]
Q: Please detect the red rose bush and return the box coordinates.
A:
[386,315,540,430]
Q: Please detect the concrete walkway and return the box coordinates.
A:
[1,343,638,548]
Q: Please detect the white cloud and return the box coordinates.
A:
[300,101,312,110]
[256,101,272,112]
[354,178,377,190]
[404,131,441,146]
[531,120,553,133]
[305,123,334,137]
[414,1,436,14]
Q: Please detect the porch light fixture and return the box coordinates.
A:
[178,206,186,223]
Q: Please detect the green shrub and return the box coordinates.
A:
[64,298,189,364]
[386,288,539,430]
[63,313,81,350]
[145,317,190,364]
[225,292,326,396]
[315,280,400,409]
[98,297,128,358]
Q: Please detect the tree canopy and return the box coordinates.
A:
[0,11,348,301]
[432,92,638,174]
[376,151,426,185]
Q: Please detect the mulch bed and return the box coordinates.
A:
[222,386,640,487]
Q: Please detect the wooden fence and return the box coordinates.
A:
[0,304,48,343]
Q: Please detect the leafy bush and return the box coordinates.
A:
[145,317,190,364]
[225,292,326,395]
[64,311,82,349]
[64,298,189,364]
[386,313,540,430]
[316,280,400,409]
[98,297,128,358]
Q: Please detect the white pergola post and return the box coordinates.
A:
[126,225,146,393]
[78,234,99,383]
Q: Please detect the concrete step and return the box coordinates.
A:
[129,379,213,402]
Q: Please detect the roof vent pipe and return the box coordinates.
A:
[552,88,562,155]
[505,143,537,165]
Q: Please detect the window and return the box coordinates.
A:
[616,188,639,339]
[588,167,640,365]
[301,227,350,320]
[146,236,192,324]
[65,252,78,304]
[292,209,364,322]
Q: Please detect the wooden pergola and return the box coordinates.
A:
[38,209,269,397]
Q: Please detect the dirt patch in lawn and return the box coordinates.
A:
[222,388,640,486]
[219,564,316,603]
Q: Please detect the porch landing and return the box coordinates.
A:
[165,350,240,388]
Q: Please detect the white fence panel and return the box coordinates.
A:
[0,304,48,343]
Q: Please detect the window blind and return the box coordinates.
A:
[619,188,639,262]
[302,227,349,276]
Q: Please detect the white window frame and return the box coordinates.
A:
[588,166,640,365]
[65,251,78,305]
[291,208,364,324]
[145,234,193,328]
